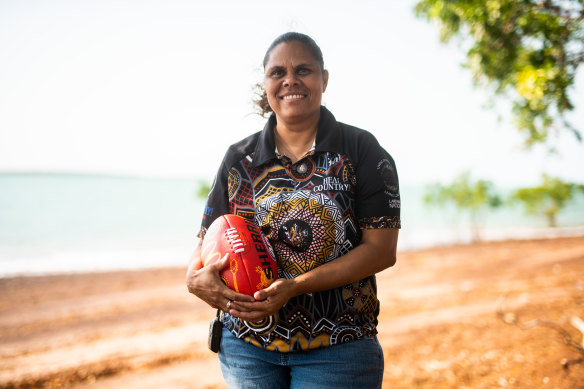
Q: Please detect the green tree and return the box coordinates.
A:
[511,173,584,227]
[414,0,584,147]
[196,180,211,199]
[424,172,502,241]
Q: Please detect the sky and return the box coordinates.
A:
[1,0,583,187]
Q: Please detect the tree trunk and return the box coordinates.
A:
[545,210,557,228]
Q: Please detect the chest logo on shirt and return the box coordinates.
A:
[255,191,344,279]
[278,219,313,252]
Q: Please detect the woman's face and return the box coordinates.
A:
[264,41,329,126]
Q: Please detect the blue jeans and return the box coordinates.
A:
[218,328,384,389]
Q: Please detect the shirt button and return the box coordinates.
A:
[297,163,307,173]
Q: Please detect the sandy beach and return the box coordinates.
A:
[1,236,584,389]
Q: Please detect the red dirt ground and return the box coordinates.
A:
[1,236,583,388]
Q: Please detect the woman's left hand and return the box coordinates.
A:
[228,278,296,322]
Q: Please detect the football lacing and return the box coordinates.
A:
[226,227,245,253]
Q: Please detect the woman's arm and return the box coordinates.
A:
[229,228,398,321]
[186,240,254,310]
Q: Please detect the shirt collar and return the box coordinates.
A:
[251,106,342,168]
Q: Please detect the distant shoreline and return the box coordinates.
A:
[2,233,584,280]
[2,173,583,278]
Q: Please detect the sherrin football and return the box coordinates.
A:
[201,214,278,296]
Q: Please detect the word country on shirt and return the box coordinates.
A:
[313,176,351,192]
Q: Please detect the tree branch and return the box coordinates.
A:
[496,295,584,370]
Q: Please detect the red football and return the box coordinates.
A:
[201,214,278,296]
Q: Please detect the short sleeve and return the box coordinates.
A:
[354,132,401,230]
[197,155,230,239]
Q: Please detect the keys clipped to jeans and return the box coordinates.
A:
[208,309,222,353]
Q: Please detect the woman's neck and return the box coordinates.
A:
[274,115,319,164]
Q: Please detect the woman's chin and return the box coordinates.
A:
[275,105,320,124]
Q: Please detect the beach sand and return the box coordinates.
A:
[1,236,584,388]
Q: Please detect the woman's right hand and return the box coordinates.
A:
[186,246,254,311]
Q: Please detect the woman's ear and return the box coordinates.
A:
[322,69,329,93]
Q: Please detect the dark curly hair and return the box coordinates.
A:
[254,32,325,117]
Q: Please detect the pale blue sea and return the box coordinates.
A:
[1,173,583,277]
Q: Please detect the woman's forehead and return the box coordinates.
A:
[265,41,319,68]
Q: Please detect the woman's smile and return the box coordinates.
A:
[281,93,307,101]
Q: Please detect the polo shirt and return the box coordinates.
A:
[199,106,400,352]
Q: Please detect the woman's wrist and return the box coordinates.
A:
[288,274,310,297]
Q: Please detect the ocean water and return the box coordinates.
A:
[0,173,203,277]
[1,173,583,277]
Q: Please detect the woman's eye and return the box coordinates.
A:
[297,68,310,75]
[270,69,284,77]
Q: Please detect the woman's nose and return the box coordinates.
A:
[283,74,298,86]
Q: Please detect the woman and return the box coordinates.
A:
[186,32,400,389]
